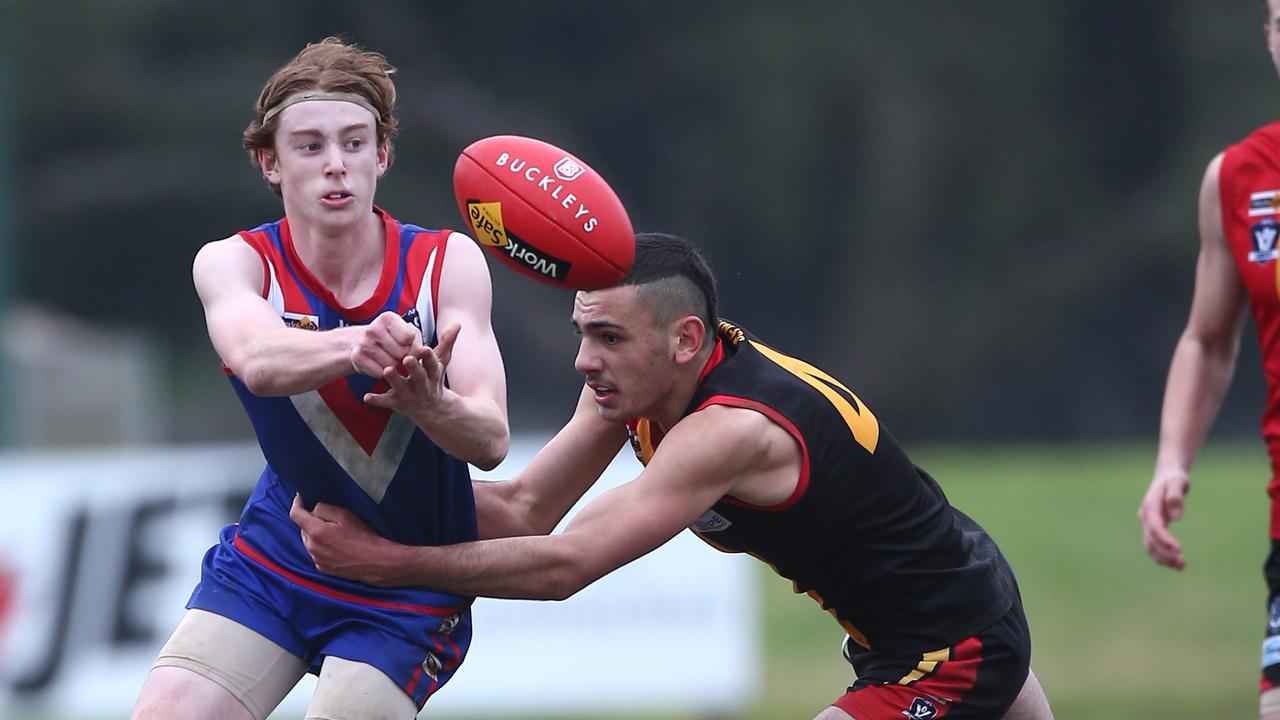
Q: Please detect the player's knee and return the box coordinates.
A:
[1262,687,1280,718]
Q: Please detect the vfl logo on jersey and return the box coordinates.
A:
[1250,218,1280,264]
[554,156,585,181]
[690,509,732,533]
[902,697,938,719]
[283,312,319,331]
[1250,190,1280,217]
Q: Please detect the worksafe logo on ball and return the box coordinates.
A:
[1249,218,1280,264]
[467,201,508,248]
[902,697,938,719]
[553,156,585,182]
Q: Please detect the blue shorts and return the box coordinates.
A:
[188,524,472,709]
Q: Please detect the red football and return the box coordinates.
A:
[453,135,635,290]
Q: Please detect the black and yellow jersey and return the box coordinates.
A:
[626,321,1015,656]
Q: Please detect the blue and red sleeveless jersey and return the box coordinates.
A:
[1220,121,1280,537]
[227,206,476,607]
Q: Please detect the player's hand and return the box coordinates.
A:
[363,322,461,413]
[349,311,424,378]
[290,495,404,586]
[1138,469,1190,570]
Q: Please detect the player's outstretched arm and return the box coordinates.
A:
[194,236,375,396]
[293,405,777,599]
[1139,152,1249,570]
[363,234,510,469]
[473,385,630,540]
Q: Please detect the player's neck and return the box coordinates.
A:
[286,206,387,303]
[649,356,711,434]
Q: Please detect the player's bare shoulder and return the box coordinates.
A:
[192,234,266,303]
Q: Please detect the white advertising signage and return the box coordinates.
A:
[0,440,758,718]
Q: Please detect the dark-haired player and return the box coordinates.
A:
[294,233,1053,718]
[1139,3,1280,717]
[130,37,508,720]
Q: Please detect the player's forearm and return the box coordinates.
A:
[231,326,362,396]
[407,391,509,470]
[1154,334,1239,474]
[393,535,587,601]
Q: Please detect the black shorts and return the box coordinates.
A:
[1261,539,1280,692]
[832,598,1031,719]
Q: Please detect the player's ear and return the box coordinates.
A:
[259,148,280,183]
[376,140,390,177]
[672,315,706,365]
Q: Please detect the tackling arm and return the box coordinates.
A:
[473,385,630,539]
[294,405,779,599]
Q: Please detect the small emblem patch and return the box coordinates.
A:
[1250,218,1280,264]
[902,696,938,719]
[690,510,732,533]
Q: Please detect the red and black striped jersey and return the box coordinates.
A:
[627,321,1015,655]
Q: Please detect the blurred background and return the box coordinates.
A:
[1,1,1277,718]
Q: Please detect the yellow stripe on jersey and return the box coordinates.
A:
[749,340,880,454]
[897,647,950,685]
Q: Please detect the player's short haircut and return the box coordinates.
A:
[242,37,399,197]
[621,233,719,333]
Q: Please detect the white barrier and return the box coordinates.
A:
[0,439,759,718]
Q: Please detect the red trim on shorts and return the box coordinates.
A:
[692,394,810,511]
[405,664,424,699]
[833,636,984,718]
[233,533,467,616]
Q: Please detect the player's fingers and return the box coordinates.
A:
[363,390,393,409]
[401,354,429,384]
[289,494,311,527]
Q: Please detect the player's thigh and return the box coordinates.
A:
[135,608,308,720]
[812,706,856,720]
[1001,669,1054,720]
[306,655,418,720]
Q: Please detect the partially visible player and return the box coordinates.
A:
[1139,3,1280,716]
[294,233,1054,719]
[129,37,508,720]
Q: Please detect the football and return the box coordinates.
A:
[453,135,635,290]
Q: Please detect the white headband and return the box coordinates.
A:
[261,91,380,125]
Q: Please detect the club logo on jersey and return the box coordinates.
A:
[283,311,319,331]
[422,651,443,681]
[554,156,586,181]
[1250,190,1280,217]
[690,509,732,533]
[902,697,938,719]
[1250,218,1280,264]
